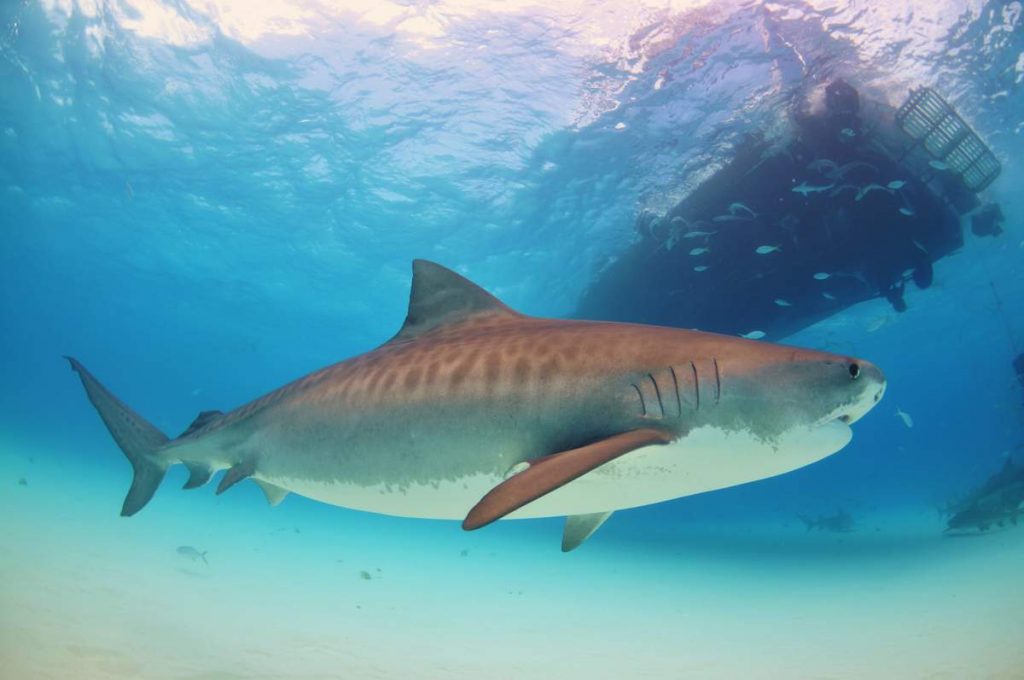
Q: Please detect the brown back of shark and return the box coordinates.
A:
[67,260,885,550]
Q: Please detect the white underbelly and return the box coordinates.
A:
[266,420,852,520]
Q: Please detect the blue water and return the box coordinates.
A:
[2,1,1023,678]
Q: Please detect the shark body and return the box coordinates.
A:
[69,260,885,550]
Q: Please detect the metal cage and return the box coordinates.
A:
[896,87,1001,192]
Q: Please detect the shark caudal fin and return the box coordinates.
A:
[65,357,170,516]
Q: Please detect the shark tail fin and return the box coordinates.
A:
[65,357,170,516]
[796,513,815,531]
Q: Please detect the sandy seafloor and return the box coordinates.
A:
[2,437,1022,680]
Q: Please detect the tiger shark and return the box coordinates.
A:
[68,260,885,551]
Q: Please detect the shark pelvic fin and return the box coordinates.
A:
[562,511,613,552]
[254,479,289,506]
[182,463,214,489]
[390,260,519,343]
[65,356,170,516]
[462,428,673,531]
[179,410,224,438]
[216,459,255,494]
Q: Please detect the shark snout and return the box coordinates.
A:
[840,358,885,424]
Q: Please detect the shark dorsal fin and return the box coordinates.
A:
[179,410,224,439]
[392,260,518,342]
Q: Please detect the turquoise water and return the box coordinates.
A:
[2,1,1023,678]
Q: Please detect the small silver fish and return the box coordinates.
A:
[755,245,781,255]
[912,240,928,254]
[822,292,837,301]
[689,247,710,256]
[866,316,888,333]
[773,299,792,307]
[899,207,914,216]
[176,546,208,564]
[712,214,753,223]
[855,183,891,201]
[929,160,948,170]
[792,181,834,196]
[813,272,830,281]
[693,265,709,272]
[839,128,856,139]
[829,183,858,197]
[827,161,877,179]
[886,180,906,190]
[807,159,838,173]
[895,407,914,429]
[728,202,757,217]
[740,330,766,340]
[683,230,717,239]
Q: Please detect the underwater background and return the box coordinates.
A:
[1,0,1023,678]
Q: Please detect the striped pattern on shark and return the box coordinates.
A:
[68,260,885,550]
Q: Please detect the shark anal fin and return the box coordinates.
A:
[216,460,255,494]
[254,479,289,506]
[562,511,613,552]
[179,410,224,438]
[462,428,673,531]
[182,463,214,489]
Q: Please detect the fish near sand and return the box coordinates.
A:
[798,509,855,533]
[176,546,208,564]
[945,459,1024,533]
[67,260,886,551]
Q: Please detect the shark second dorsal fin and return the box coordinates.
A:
[179,409,224,439]
[391,260,518,342]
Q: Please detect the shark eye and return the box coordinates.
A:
[848,362,861,379]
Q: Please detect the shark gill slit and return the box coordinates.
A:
[647,373,665,418]
[713,357,721,404]
[690,360,700,411]
[668,365,682,417]
[631,383,647,416]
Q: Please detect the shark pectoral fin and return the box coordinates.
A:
[562,511,613,552]
[462,428,673,531]
[254,479,289,507]
[216,459,255,494]
[182,463,214,489]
